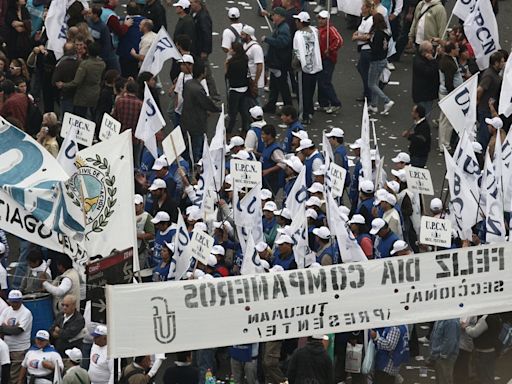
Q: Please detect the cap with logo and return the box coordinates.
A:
[151,211,171,224]
[263,201,278,212]
[35,330,50,341]
[8,290,23,302]
[293,11,311,22]
[91,325,108,337]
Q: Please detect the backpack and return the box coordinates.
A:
[26,97,43,137]
[228,25,244,46]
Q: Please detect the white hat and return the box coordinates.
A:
[306,196,323,208]
[383,193,397,206]
[284,156,304,173]
[255,241,268,252]
[134,194,144,205]
[193,222,208,232]
[390,240,409,255]
[326,127,344,138]
[275,235,294,245]
[193,269,205,278]
[359,179,374,193]
[8,290,23,301]
[228,136,245,150]
[374,190,395,206]
[370,218,387,235]
[0,243,5,255]
[348,214,366,225]
[339,205,350,217]
[211,245,225,256]
[291,130,309,140]
[179,54,194,64]
[241,25,256,39]
[313,226,331,240]
[263,201,277,212]
[313,165,327,176]
[65,347,83,363]
[472,142,483,154]
[232,150,251,160]
[269,265,284,273]
[391,152,411,164]
[430,198,443,212]
[151,211,171,224]
[350,138,363,149]
[391,169,407,182]
[485,116,503,129]
[318,10,330,19]
[296,138,315,152]
[293,11,311,22]
[91,325,108,337]
[187,207,202,221]
[149,178,167,191]
[309,262,321,269]
[228,7,240,18]
[152,156,168,171]
[207,254,218,267]
[306,208,318,220]
[386,180,400,194]
[172,0,190,8]
[249,105,263,119]
[225,174,233,185]
[308,182,324,194]
[164,241,175,253]
[35,330,50,340]
[277,208,292,220]
[260,189,273,200]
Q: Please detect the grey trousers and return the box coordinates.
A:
[231,358,258,384]
[434,357,456,384]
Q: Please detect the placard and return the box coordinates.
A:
[231,159,262,189]
[329,163,347,198]
[420,216,452,247]
[61,112,95,147]
[162,127,186,164]
[99,113,121,141]
[186,229,214,265]
[405,166,434,195]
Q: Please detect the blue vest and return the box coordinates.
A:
[263,216,277,235]
[375,325,410,372]
[349,161,362,205]
[249,125,264,155]
[334,144,351,187]
[284,176,297,199]
[229,344,256,362]
[153,228,176,267]
[273,251,296,270]
[100,7,119,48]
[375,231,399,259]
[316,242,339,265]
[261,142,285,192]
[356,197,375,219]
[283,120,303,153]
[304,152,324,187]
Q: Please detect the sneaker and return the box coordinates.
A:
[264,86,269,92]
[330,6,338,14]
[387,62,396,71]
[418,336,429,343]
[315,105,328,112]
[381,100,395,114]
[326,105,340,114]
[356,96,365,102]
[313,5,324,12]
[368,105,378,114]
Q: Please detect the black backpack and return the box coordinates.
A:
[26,97,43,137]
[229,25,244,46]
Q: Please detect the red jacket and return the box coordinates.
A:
[318,24,344,64]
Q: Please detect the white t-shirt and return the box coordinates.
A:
[357,16,374,50]
[88,343,114,384]
[22,347,63,384]
[293,27,323,74]
[243,41,265,89]
[0,304,33,351]
[174,72,210,114]
[222,22,244,52]
[0,338,10,380]
[139,31,157,57]
[0,264,7,290]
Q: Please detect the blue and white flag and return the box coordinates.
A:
[210,105,226,192]
[171,209,192,280]
[57,125,79,176]
[135,83,166,159]
[140,27,182,76]
[45,0,67,59]
[289,207,316,268]
[360,100,372,182]
[234,183,264,250]
[284,165,308,214]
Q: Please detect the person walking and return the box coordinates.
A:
[352,0,374,102]
[412,40,439,118]
[371,325,410,384]
[429,319,460,384]
[402,104,431,167]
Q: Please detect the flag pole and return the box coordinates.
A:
[326,0,331,52]
[254,0,274,32]
[168,130,183,171]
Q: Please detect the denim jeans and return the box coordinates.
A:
[227,90,251,134]
[357,50,372,100]
[318,59,341,108]
[368,59,390,106]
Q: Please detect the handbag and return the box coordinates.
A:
[361,339,376,375]
[345,343,363,373]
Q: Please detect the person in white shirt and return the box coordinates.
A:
[376,190,404,239]
[130,19,157,64]
[0,242,8,299]
[241,25,265,103]
[0,335,10,384]
[19,330,64,384]
[245,106,266,158]
[0,290,33,383]
[88,325,113,384]
[63,348,90,384]
[221,8,244,56]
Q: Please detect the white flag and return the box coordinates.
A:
[453,128,482,202]
[140,27,182,75]
[171,209,192,280]
[337,0,363,16]
[197,138,216,216]
[499,56,512,118]
[289,207,316,268]
[240,231,258,275]
[438,73,479,138]
[453,0,476,21]
[484,142,505,243]
[360,100,372,182]
[135,83,166,159]
[501,128,512,211]
[45,0,67,59]
[464,0,500,70]
[57,125,79,176]
[234,183,264,247]
[284,165,308,214]
[210,105,226,192]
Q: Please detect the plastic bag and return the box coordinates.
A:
[361,339,376,375]
[345,343,363,373]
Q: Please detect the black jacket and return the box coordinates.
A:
[174,14,195,44]
[181,79,220,135]
[287,340,333,384]
[408,119,431,157]
[50,311,85,356]
[192,8,212,56]
[264,21,292,70]
[412,54,439,103]
[226,56,249,88]
[142,0,167,32]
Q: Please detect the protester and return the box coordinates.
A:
[402,104,431,167]
[63,348,91,384]
[49,294,85,356]
[88,325,113,384]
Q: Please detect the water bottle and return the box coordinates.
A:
[205,369,213,384]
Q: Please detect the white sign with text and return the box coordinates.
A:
[61,112,95,147]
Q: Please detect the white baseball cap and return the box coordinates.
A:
[263,201,277,212]
[228,136,245,150]
[292,130,309,140]
[35,330,50,340]
[306,208,318,220]
[370,218,387,235]
[308,182,324,194]
[187,207,202,221]
[249,105,263,119]
[472,142,483,154]
[152,157,168,171]
[293,11,310,22]
[207,254,217,267]
[91,325,108,337]
[318,10,330,19]
[179,54,194,64]
[228,7,240,18]
[149,178,167,191]
[485,116,503,129]
[313,226,331,240]
[151,211,171,224]
[134,194,144,205]
[390,240,409,255]
[430,198,443,212]
[359,180,375,193]
[326,127,344,138]
[391,152,411,164]
[348,214,366,225]
[275,234,294,245]
[391,169,407,182]
[255,241,268,253]
[350,138,363,149]
[232,150,251,160]
[164,241,175,253]
[313,165,327,176]
[296,138,315,152]
[242,25,256,39]
[284,156,304,173]
[386,180,400,194]
[65,347,83,363]
[211,245,225,256]
[172,0,190,8]
[260,189,273,200]
[306,196,324,208]
[276,208,292,220]
[8,290,23,301]
[193,222,208,232]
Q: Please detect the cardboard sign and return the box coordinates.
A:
[405,166,434,195]
[162,127,186,164]
[231,159,262,189]
[329,163,347,198]
[420,216,452,248]
[202,188,217,221]
[186,229,214,265]
[61,112,95,147]
[99,113,121,141]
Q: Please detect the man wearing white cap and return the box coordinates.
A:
[63,348,90,384]
[355,179,375,224]
[150,211,176,267]
[88,325,113,384]
[348,214,374,258]
[263,202,279,247]
[135,194,155,268]
[173,53,195,125]
[245,106,266,158]
[222,8,244,55]
[486,116,506,159]
[273,235,297,271]
[148,177,178,222]
[283,156,304,198]
[241,25,265,101]
[391,152,410,169]
[326,128,350,185]
[19,330,63,384]
[292,11,322,124]
[370,218,400,259]
[375,191,403,239]
[172,0,194,42]
[297,138,324,187]
[313,227,338,265]
[430,198,443,218]
[348,139,363,205]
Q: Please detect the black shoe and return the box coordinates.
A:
[262,103,276,114]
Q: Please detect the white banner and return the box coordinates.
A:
[45,0,67,59]
[135,83,166,159]
[464,0,500,70]
[453,0,476,21]
[99,113,121,142]
[289,203,316,269]
[162,127,186,165]
[501,128,512,211]
[405,166,434,195]
[337,0,363,16]
[231,159,262,189]
[210,105,226,192]
[234,184,264,252]
[61,112,95,147]
[185,229,214,266]
[328,163,347,198]
[484,143,506,243]
[140,27,182,76]
[498,56,512,118]
[419,216,452,247]
[107,243,512,357]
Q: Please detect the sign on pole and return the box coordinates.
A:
[328,163,347,198]
[405,166,434,195]
[99,113,121,141]
[419,216,452,247]
[185,229,214,265]
[60,112,95,147]
[162,127,186,165]
[231,159,262,189]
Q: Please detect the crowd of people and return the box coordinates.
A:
[0,0,511,383]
